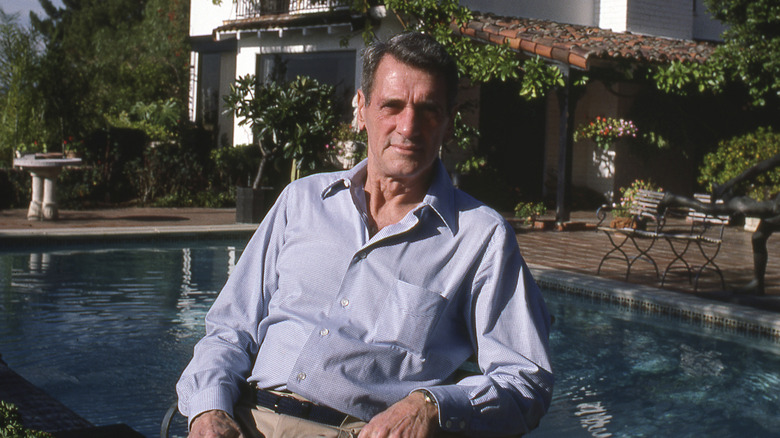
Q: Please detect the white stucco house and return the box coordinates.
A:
[188,0,724,218]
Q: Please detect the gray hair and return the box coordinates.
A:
[361,32,459,111]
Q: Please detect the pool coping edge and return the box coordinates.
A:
[530,265,780,339]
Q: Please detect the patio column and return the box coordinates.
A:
[555,64,574,223]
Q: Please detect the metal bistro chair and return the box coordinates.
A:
[596,189,667,281]
[660,193,730,290]
[161,401,184,438]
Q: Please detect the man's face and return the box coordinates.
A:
[357,55,453,182]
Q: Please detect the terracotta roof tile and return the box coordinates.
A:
[454,12,717,70]
[489,33,506,45]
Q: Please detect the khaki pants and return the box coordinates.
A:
[234,392,366,438]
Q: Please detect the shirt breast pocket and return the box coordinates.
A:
[370,279,447,356]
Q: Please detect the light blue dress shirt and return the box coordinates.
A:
[177,159,553,436]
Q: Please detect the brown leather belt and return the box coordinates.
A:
[254,389,351,427]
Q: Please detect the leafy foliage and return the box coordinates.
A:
[373,1,575,101]
[223,75,339,188]
[368,0,521,86]
[0,11,46,164]
[705,0,780,107]
[124,142,204,205]
[514,201,547,222]
[108,99,182,142]
[654,0,780,108]
[30,0,190,142]
[210,144,263,190]
[613,179,660,218]
[519,56,565,100]
[0,401,52,438]
[698,127,780,201]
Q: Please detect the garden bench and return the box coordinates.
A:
[595,190,730,290]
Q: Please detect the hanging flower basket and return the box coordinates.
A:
[575,116,638,150]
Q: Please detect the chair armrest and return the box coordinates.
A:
[596,204,614,226]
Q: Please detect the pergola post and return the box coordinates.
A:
[555,64,574,223]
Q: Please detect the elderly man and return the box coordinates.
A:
[177,32,553,438]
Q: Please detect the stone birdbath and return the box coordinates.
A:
[13,153,82,220]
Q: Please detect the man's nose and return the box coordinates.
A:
[396,107,421,138]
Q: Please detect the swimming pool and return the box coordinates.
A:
[1,240,779,437]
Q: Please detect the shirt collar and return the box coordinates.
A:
[321,160,368,198]
[321,159,458,235]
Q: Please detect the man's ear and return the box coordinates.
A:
[356,89,367,131]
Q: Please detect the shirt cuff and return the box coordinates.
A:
[184,386,237,427]
[413,385,472,434]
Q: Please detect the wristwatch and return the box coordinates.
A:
[416,389,438,408]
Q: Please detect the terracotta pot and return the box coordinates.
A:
[610,217,637,229]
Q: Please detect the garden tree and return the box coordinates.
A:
[223,75,339,189]
[0,10,46,164]
[654,0,780,108]
[354,0,564,99]
[30,0,190,145]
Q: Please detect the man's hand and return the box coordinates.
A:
[188,409,244,438]
[358,391,439,438]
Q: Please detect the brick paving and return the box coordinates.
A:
[514,212,780,312]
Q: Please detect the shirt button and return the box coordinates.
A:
[340,298,350,307]
[297,372,306,382]
[320,328,329,336]
[356,252,367,260]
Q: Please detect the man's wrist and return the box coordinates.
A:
[415,389,438,408]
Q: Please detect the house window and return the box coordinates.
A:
[198,53,222,129]
[258,50,357,121]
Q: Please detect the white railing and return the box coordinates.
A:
[235,0,351,18]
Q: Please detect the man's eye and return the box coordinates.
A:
[381,102,403,113]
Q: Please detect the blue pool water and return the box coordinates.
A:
[1,240,779,437]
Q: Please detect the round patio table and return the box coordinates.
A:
[13,154,82,220]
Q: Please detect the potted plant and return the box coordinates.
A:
[610,179,659,229]
[574,116,638,151]
[62,136,85,158]
[325,122,367,170]
[224,74,338,222]
[514,201,552,230]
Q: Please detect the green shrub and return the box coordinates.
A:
[514,201,547,222]
[0,401,52,437]
[698,127,780,200]
[124,142,205,205]
[0,168,30,209]
[210,144,262,190]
